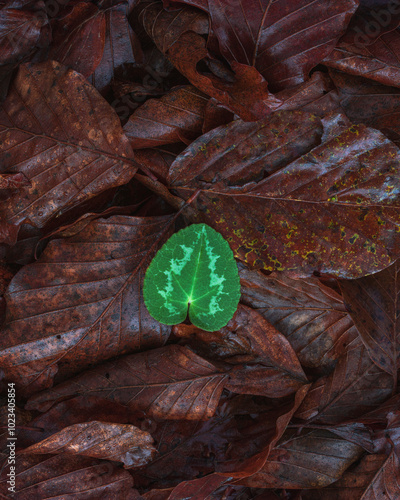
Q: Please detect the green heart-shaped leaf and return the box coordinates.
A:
[143,223,240,331]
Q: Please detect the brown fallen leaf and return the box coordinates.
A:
[142,474,229,500]
[295,338,394,424]
[339,260,400,388]
[302,453,398,500]
[0,453,139,499]
[26,344,228,420]
[20,421,157,468]
[171,0,359,91]
[16,396,130,448]
[323,6,400,89]
[169,110,323,187]
[132,387,308,485]
[0,60,138,228]
[124,85,208,148]
[48,1,106,78]
[216,385,310,479]
[234,428,363,489]
[88,0,144,95]
[0,215,172,393]
[240,266,358,373]
[0,1,49,66]
[170,111,400,278]
[139,2,282,121]
[185,304,309,398]
[276,71,342,117]
[330,69,400,147]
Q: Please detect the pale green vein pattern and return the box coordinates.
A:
[143,224,241,331]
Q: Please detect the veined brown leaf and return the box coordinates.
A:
[233,429,363,489]
[340,260,400,387]
[124,86,208,148]
[295,338,393,424]
[0,454,138,499]
[21,421,157,468]
[240,267,358,372]
[0,215,172,393]
[169,0,359,91]
[0,60,137,228]
[26,345,228,420]
[323,7,400,89]
[302,452,399,500]
[170,111,400,278]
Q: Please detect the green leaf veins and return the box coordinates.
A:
[143,223,241,331]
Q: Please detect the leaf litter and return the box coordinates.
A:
[0,0,399,498]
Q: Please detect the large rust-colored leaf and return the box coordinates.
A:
[240,267,358,372]
[124,85,208,148]
[0,60,137,228]
[170,111,400,278]
[339,260,400,386]
[168,0,359,91]
[234,429,363,489]
[295,338,394,424]
[21,421,157,468]
[0,215,172,392]
[26,345,228,420]
[0,454,139,499]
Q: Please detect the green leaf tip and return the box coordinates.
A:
[143,223,241,331]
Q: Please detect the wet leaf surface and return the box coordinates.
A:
[339,260,400,386]
[170,112,400,277]
[0,454,139,499]
[0,215,172,392]
[26,345,228,420]
[295,338,394,424]
[171,0,359,91]
[0,1,399,497]
[21,421,157,468]
[124,85,208,148]
[240,267,358,372]
[324,6,400,88]
[0,60,138,228]
[234,429,363,489]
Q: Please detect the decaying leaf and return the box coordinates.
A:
[21,421,157,468]
[0,60,138,228]
[26,345,228,420]
[0,454,139,499]
[0,1,399,497]
[340,260,400,386]
[0,215,172,392]
[170,111,400,278]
